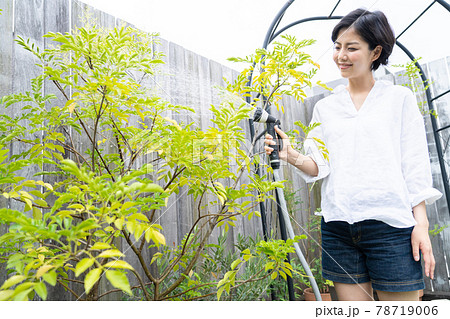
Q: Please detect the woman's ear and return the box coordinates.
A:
[372,45,383,61]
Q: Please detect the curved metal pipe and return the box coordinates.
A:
[436,0,450,12]
[395,40,450,212]
[273,170,322,301]
[270,16,342,44]
[262,0,296,49]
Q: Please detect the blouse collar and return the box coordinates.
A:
[331,80,393,95]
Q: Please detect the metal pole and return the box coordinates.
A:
[273,169,322,301]
[262,0,296,49]
[275,190,296,300]
[436,0,450,12]
[396,40,450,214]
[253,109,323,300]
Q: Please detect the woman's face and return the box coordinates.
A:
[333,27,380,80]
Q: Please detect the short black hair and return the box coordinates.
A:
[331,8,395,71]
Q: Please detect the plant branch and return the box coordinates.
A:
[158,208,239,299]
[57,279,83,301]
[197,183,208,217]
[121,228,157,283]
[59,277,84,285]
[60,126,83,166]
[72,108,115,181]
[110,115,133,155]
[160,281,216,301]
[130,268,151,301]
[148,165,185,221]
[91,88,107,172]
[97,282,154,300]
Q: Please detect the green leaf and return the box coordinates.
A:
[42,270,57,286]
[34,199,48,207]
[13,288,33,301]
[32,206,42,219]
[217,286,225,301]
[129,213,149,222]
[105,270,132,295]
[150,252,162,265]
[230,259,242,270]
[75,258,95,277]
[90,242,111,250]
[103,260,134,270]
[141,183,164,193]
[36,265,54,278]
[84,268,102,294]
[1,275,27,289]
[65,99,76,113]
[0,290,14,301]
[264,262,275,272]
[121,202,135,210]
[68,203,84,210]
[151,230,166,246]
[97,249,124,258]
[144,226,152,243]
[114,218,124,230]
[35,281,47,300]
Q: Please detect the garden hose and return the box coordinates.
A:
[254,108,323,301]
[218,90,323,300]
[272,169,322,301]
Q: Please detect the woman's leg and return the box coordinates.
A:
[376,290,420,301]
[334,282,374,301]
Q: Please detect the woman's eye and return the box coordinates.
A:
[348,48,357,51]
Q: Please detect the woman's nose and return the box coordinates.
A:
[338,49,347,61]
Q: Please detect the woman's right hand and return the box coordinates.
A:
[264,125,291,161]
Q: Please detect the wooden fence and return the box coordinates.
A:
[0,0,449,299]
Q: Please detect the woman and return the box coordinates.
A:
[264,9,442,301]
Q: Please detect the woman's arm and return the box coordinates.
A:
[411,201,435,279]
[265,126,319,177]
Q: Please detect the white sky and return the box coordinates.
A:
[80,0,450,83]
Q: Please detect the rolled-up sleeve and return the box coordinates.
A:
[401,92,442,207]
[296,104,330,183]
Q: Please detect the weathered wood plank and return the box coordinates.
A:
[71,0,115,29]
[0,0,14,98]
[10,0,44,216]
[43,0,74,301]
[0,0,16,293]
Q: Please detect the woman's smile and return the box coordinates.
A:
[338,63,352,70]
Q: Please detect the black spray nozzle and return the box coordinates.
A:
[252,108,282,169]
[253,107,279,124]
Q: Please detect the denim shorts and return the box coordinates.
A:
[321,218,425,292]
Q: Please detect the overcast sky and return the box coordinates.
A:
[80,0,450,83]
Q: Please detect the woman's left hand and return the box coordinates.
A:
[411,224,435,279]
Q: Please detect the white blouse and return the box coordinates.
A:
[297,80,442,228]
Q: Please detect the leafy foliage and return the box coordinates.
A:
[0,23,278,301]
[0,16,328,300]
[392,58,437,118]
[216,234,307,300]
[226,35,330,112]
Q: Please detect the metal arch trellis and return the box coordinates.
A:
[249,0,450,229]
